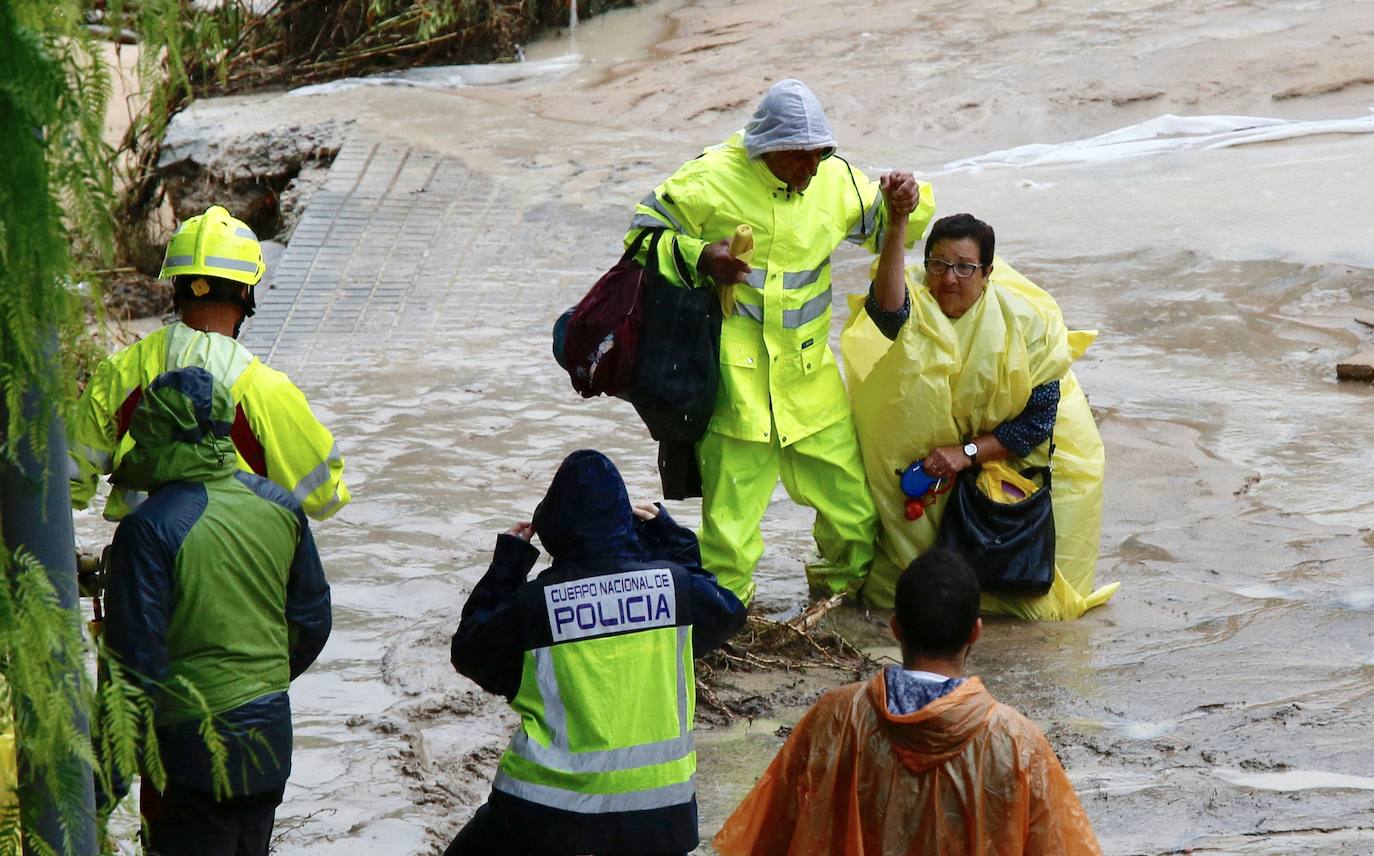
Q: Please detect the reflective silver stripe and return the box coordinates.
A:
[509,729,692,774]
[312,491,345,519]
[629,212,670,231]
[204,255,259,273]
[783,258,829,290]
[845,195,883,245]
[291,444,342,503]
[510,627,694,774]
[783,287,832,328]
[164,255,194,267]
[734,302,764,323]
[743,268,765,289]
[234,226,256,239]
[72,442,113,472]
[637,192,685,233]
[675,625,690,735]
[534,647,569,751]
[493,770,696,814]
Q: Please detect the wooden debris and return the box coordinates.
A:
[786,593,844,633]
[1336,350,1374,381]
[696,607,876,721]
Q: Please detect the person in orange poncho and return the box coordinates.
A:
[713,548,1101,856]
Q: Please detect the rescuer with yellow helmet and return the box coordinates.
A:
[70,205,350,522]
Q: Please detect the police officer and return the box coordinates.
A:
[447,450,746,855]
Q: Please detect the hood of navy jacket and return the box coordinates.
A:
[532,450,641,562]
[111,366,237,492]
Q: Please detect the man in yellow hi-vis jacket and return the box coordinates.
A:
[625,79,936,604]
[70,205,349,522]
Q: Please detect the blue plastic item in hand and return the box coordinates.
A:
[900,461,938,499]
[897,460,949,521]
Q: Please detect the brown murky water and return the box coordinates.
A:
[75,0,1374,852]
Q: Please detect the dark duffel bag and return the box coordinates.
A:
[935,463,1055,595]
[627,272,722,445]
[627,233,721,500]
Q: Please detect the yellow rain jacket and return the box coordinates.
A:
[713,675,1101,856]
[70,322,349,521]
[0,688,15,850]
[841,261,1117,619]
[627,132,935,447]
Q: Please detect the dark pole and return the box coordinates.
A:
[0,354,98,856]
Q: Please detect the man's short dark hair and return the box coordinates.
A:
[894,548,981,658]
[171,274,255,317]
[924,213,996,269]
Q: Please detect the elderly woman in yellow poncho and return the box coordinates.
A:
[841,207,1119,619]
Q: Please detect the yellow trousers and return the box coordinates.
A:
[697,417,876,604]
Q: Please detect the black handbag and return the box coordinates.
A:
[935,462,1055,595]
[627,276,722,445]
[628,234,721,500]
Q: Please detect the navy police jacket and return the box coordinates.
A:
[452,450,746,854]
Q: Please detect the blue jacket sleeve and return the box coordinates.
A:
[451,534,541,700]
[103,515,174,696]
[688,568,747,656]
[285,507,331,680]
[636,505,702,569]
[991,380,1061,458]
[637,506,746,655]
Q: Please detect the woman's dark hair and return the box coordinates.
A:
[924,213,995,268]
[894,548,981,658]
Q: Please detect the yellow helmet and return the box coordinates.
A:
[159,205,266,287]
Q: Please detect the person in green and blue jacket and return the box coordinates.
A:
[103,366,331,856]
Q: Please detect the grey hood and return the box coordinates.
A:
[741,78,838,159]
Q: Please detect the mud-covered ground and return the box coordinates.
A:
[75,0,1374,853]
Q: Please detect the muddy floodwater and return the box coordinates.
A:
[74,0,1374,853]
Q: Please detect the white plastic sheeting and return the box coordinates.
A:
[943,111,1374,172]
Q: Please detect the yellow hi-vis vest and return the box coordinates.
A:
[69,322,349,521]
[627,133,936,447]
[494,570,697,813]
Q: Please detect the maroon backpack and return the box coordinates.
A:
[562,229,665,398]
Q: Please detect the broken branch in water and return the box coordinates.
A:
[696,606,876,721]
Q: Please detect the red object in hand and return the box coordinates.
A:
[905,498,925,521]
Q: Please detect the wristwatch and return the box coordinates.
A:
[962,441,979,463]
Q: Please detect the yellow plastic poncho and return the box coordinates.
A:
[841,260,1118,619]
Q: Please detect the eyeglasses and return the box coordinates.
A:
[924,258,982,278]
